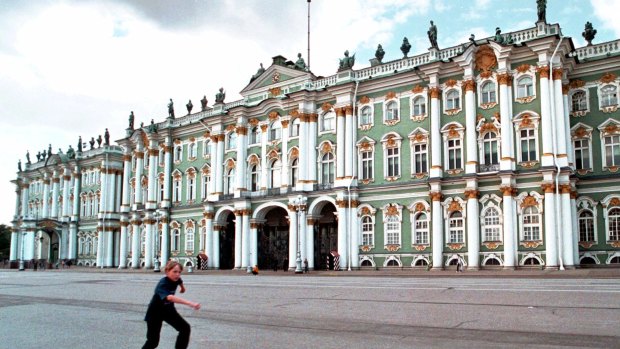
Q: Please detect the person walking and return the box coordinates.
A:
[142,261,201,349]
[303,259,309,273]
[252,265,259,275]
[456,256,463,273]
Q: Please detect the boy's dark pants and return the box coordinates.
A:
[142,308,190,349]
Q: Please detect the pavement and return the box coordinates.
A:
[5,265,620,278]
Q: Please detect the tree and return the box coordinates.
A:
[0,224,12,260]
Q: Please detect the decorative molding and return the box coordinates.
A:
[600,72,617,84]
[520,240,542,248]
[384,244,400,252]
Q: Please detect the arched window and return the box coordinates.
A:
[171,229,180,251]
[269,121,281,141]
[608,207,620,241]
[290,118,300,137]
[84,236,91,255]
[481,81,496,104]
[571,90,587,111]
[203,139,210,157]
[578,210,595,242]
[483,207,501,241]
[174,145,182,162]
[321,112,335,132]
[290,158,298,187]
[446,90,460,110]
[447,138,462,170]
[144,152,150,169]
[385,101,398,121]
[227,132,237,150]
[482,132,499,166]
[201,169,210,199]
[158,149,165,165]
[361,216,374,246]
[360,149,374,180]
[522,206,541,241]
[520,128,537,162]
[517,76,534,98]
[249,165,259,192]
[249,126,260,144]
[320,152,335,185]
[173,178,181,202]
[574,138,591,170]
[187,175,195,202]
[188,143,197,158]
[413,96,426,116]
[185,228,194,251]
[604,135,620,168]
[448,211,464,243]
[360,106,372,125]
[385,215,400,245]
[270,159,281,188]
[601,85,618,107]
[413,212,429,244]
[225,168,235,194]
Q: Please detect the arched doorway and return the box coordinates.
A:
[219,212,235,269]
[39,229,59,266]
[314,203,338,270]
[257,207,289,270]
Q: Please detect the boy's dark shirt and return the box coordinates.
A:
[144,276,183,321]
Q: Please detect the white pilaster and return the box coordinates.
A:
[281,119,290,189]
[336,108,346,180]
[337,202,347,270]
[212,225,220,269]
[288,208,298,271]
[240,210,249,268]
[260,123,269,190]
[119,222,128,268]
[502,186,516,268]
[144,213,153,269]
[431,191,443,269]
[560,185,574,267]
[51,172,60,218]
[553,69,568,167]
[306,219,315,270]
[21,182,30,218]
[235,123,248,195]
[345,106,354,179]
[464,80,478,174]
[242,212,252,266]
[134,148,144,205]
[163,140,172,207]
[234,211,242,269]
[430,87,442,178]
[544,187,558,268]
[466,186,480,269]
[539,66,554,167]
[499,73,515,171]
[131,213,141,268]
[62,169,71,217]
[215,133,225,194]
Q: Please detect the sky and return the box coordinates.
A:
[1,0,619,226]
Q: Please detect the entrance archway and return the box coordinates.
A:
[219,213,235,269]
[39,229,60,265]
[257,207,289,270]
[313,202,338,270]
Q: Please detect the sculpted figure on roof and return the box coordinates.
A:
[338,50,355,71]
[294,53,307,71]
[428,21,438,49]
[215,88,226,104]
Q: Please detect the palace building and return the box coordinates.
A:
[9,8,620,272]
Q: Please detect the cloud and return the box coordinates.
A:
[590,0,620,39]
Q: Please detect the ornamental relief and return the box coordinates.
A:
[573,126,590,139]
[445,79,458,88]
[483,241,502,249]
[384,244,400,252]
[385,91,397,100]
[520,195,538,208]
[413,244,428,251]
[447,243,464,251]
[321,102,333,112]
[384,118,400,126]
[516,96,535,104]
[359,96,370,104]
[601,105,619,113]
[410,113,427,122]
[385,204,399,217]
[360,245,372,252]
[226,124,236,132]
[475,45,497,76]
[520,240,542,248]
[600,72,617,84]
[603,124,619,135]
[269,87,281,96]
[290,148,299,157]
[320,142,333,154]
[268,111,279,121]
[519,160,539,168]
[516,64,531,73]
[412,85,425,94]
[480,102,498,110]
[569,79,586,89]
[479,122,498,135]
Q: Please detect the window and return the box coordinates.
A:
[159,178,164,202]
[448,211,464,243]
[270,159,281,188]
[446,90,460,110]
[361,216,374,246]
[249,165,259,192]
[227,132,237,150]
[360,150,373,181]
[386,147,400,177]
[203,140,210,157]
[481,81,496,104]
[185,228,194,251]
[225,168,235,194]
[482,132,499,166]
[520,129,537,162]
[578,211,595,242]
[158,149,165,165]
[447,139,462,170]
[171,229,180,251]
[412,143,427,174]
[604,135,620,167]
[321,112,335,132]
[290,158,298,187]
[609,208,620,241]
[173,179,181,202]
[385,215,400,245]
[385,101,399,121]
[201,171,210,199]
[412,96,426,116]
[522,206,541,241]
[249,126,260,144]
[360,107,372,125]
[517,76,534,98]
[187,175,195,202]
[413,212,429,244]
[601,85,618,107]
[320,153,335,185]
[574,139,591,170]
[188,143,197,158]
[290,119,300,137]
[174,146,182,162]
[483,207,501,241]
[269,121,281,141]
[571,91,587,111]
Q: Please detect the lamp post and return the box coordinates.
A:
[293,195,306,274]
[153,210,161,272]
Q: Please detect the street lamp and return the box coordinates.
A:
[293,195,306,274]
[153,210,161,272]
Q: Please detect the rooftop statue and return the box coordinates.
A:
[186,100,193,114]
[294,53,307,71]
[89,137,95,150]
[537,0,546,23]
[48,144,52,157]
[215,88,226,104]
[400,38,410,58]
[167,99,175,119]
[338,50,355,71]
[96,135,102,148]
[494,27,504,44]
[428,20,438,49]
[42,150,47,161]
[582,21,597,46]
[250,63,265,82]
[18,159,22,172]
[128,111,135,129]
[201,95,208,111]
[26,151,31,164]
[78,136,83,152]
[36,152,41,162]
[375,44,385,62]
[505,33,514,45]
[148,119,158,133]
[469,34,476,46]
[67,145,75,160]
[104,128,110,146]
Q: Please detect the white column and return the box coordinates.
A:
[539,66,554,167]
[234,211,242,269]
[42,177,50,219]
[543,186,558,268]
[306,219,315,270]
[570,190,579,264]
[21,182,30,218]
[163,142,172,207]
[466,189,480,269]
[51,172,60,218]
[119,222,128,268]
[464,80,478,174]
[429,88,442,178]
[131,214,141,268]
[250,222,258,268]
[242,212,252,267]
[336,108,346,180]
[62,169,71,217]
[10,231,18,260]
[121,153,131,209]
[134,149,144,205]
[345,106,354,179]
[431,193,443,269]
[147,145,158,208]
[288,208,298,271]
[204,210,214,268]
[13,185,21,220]
[349,204,360,269]
[108,172,117,213]
[240,210,248,268]
[502,186,516,268]
[307,114,318,187]
[299,209,307,265]
[260,123,269,190]
[105,229,114,267]
[235,125,248,193]
[498,74,514,171]
[560,184,574,267]
[281,120,289,188]
[215,134,225,194]
[553,69,568,167]
[337,202,347,269]
[208,136,218,195]
[212,225,220,269]
[144,214,153,269]
[96,229,104,267]
[298,114,309,189]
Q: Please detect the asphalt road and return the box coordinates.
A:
[1,270,619,349]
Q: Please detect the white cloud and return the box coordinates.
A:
[591,0,620,38]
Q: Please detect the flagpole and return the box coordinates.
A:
[307,0,311,71]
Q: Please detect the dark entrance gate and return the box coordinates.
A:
[313,203,338,270]
[258,207,289,270]
[219,213,235,269]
